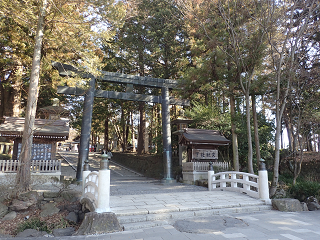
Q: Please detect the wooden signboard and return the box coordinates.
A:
[192,149,218,160]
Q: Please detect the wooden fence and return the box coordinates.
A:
[182,161,229,172]
[0,159,61,173]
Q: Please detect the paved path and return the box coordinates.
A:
[22,152,319,240]
[6,211,320,240]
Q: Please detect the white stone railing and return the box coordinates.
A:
[82,171,99,210]
[208,171,259,198]
[0,159,61,173]
[81,153,111,213]
[208,169,270,203]
[182,161,229,172]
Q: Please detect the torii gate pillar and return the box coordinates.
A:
[161,87,174,182]
[76,75,95,181]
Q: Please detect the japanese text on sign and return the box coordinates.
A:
[192,149,218,159]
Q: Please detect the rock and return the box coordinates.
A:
[301,202,309,211]
[272,198,303,212]
[43,191,60,198]
[74,212,122,235]
[1,211,16,221]
[40,203,60,217]
[10,199,33,211]
[307,202,320,211]
[0,202,8,218]
[61,190,81,202]
[10,191,39,211]
[15,229,48,238]
[305,196,320,211]
[18,191,41,202]
[52,227,75,236]
[65,212,78,223]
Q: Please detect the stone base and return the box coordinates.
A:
[182,172,207,185]
[0,172,61,185]
[74,212,122,235]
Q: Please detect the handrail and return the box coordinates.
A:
[208,171,259,199]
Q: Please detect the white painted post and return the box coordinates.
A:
[96,169,110,213]
[208,162,215,191]
[259,159,271,204]
[221,173,226,188]
[82,170,91,195]
[95,152,111,213]
[82,159,91,196]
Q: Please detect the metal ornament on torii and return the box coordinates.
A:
[52,62,189,183]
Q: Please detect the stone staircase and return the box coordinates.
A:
[110,191,273,231]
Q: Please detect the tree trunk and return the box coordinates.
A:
[16,0,47,191]
[252,94,261,166]
[245,91,254,174]
[137,102,145,155]
[104,118,109,151]
[230,92,239,171]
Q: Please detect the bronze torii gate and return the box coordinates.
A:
[52,62,189,183]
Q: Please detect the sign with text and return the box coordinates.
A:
[192,149,218,160]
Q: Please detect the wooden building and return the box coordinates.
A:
[0,117,69,161]
[178,128,230,162]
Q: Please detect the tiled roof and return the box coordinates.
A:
[179,128,230,146]
[0,117,69,139]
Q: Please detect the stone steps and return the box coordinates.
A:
[116,202,272,231]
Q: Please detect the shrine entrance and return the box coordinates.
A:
[52,62,190,182]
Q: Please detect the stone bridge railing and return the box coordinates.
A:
[208,161,270,203]
[81,152,111,213]
[208,171,259,198]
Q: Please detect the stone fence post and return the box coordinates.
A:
[82,159,91,195]
[258,159,271,204]
[208,162,215,191]
[95,152,111,213]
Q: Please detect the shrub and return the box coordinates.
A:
[288,181,320,202]
[16,218,49,234]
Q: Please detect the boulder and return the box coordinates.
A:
[272,198,303,212]
[15,229,48,238]
[65,212,78,223]
[306,196,320,211]
[43,191,60,198]
[40,203,60,217]
[74,212,122,235]
[61,190,81,202]
[2,211,16,221]
[10,199,33,211]
[0,202,8,218]
[9,191,39,211]
[301,202,309,211]
[52,227,75,236]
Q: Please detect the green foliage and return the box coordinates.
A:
[186,101,231,134]
[16,218,49,234]
[288,181,320,202]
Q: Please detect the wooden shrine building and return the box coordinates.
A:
[0,117,69,161]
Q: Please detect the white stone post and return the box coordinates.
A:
[96,169,110,213]
[208,162,215,191]
[95,151,111,213]
[258,159,271,204]
[82,160,91,196]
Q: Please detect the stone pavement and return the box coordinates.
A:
[5,210,320,240]
[21,152,319,240]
